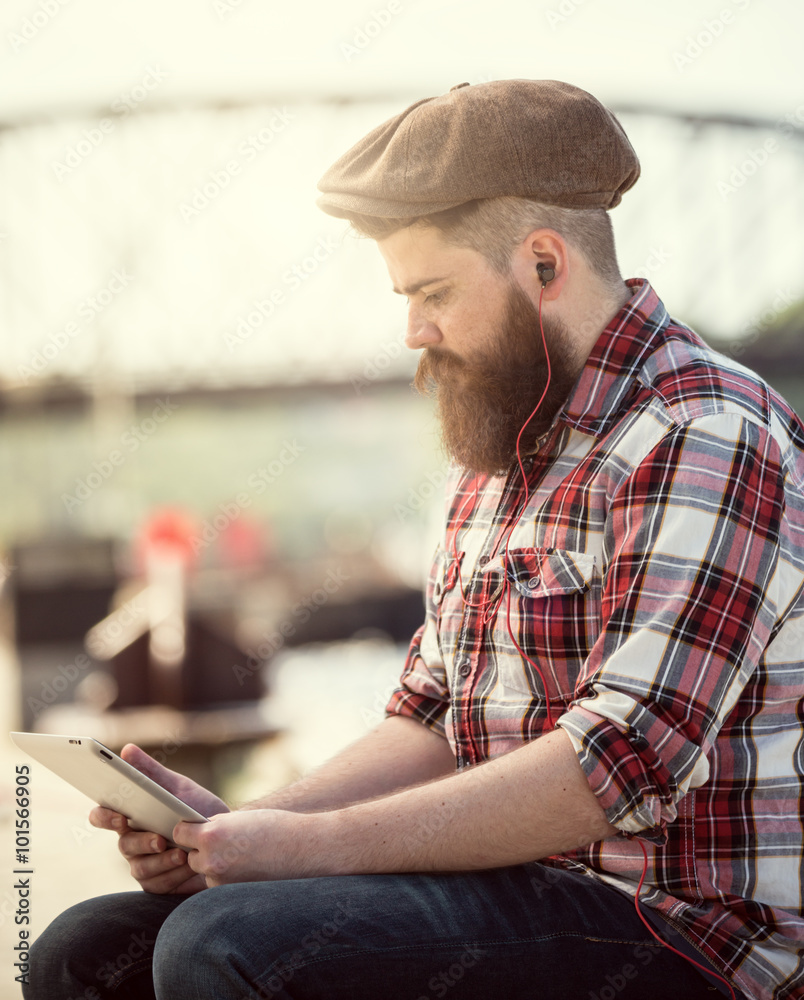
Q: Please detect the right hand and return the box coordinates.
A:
[89,743,230,895]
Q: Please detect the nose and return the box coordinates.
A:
[405,303,442,350]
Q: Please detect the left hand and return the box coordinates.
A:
[172,809,328,887]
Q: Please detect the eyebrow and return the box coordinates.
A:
[391,276,450,296]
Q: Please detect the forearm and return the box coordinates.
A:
[240,714,456,813]
[321,727,617,873]
[175,727,620,884]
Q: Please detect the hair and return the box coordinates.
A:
[343,196,623,288]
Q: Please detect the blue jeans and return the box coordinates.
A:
[23,863,738,999]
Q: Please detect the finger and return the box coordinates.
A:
[130,847,188,884]
[166,871,208,895]
[119,743,153,771]
[118,830,166,860]
[139,859,200,895]
[89,806,129,832]
[175,873,209,895]
[184,847,232,881]
[120,743,180,792]
[172,820,202,849]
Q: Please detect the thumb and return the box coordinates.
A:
[120,743,181,792]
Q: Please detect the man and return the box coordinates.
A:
[25,80,804,1000]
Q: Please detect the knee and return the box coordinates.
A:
[152,883,326,999]
[24,891,179,1000]
[23,896,119,1000]
[153,889,247,994]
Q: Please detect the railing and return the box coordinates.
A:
[1,97,802,394]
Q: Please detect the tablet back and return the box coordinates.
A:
[10,731,207,844]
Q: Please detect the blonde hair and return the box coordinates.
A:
[345,196,623,287]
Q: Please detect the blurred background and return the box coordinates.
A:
[0,0,803,982]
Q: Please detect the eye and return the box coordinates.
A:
[424,290,446,306]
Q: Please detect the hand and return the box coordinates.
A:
[89,743,230,895]
[173,809,332,887]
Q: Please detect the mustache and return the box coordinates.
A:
[414,346,473,392]
[420,346,464,371]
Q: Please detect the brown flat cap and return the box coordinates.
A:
[317,79,640,220]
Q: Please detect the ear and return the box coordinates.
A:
[510,228,568,301]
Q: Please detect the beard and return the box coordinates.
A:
[413,280,582,477]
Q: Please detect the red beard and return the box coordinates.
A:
[413,280,582,476]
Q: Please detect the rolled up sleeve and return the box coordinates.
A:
[385,619,450,734]
[557,412,785,841]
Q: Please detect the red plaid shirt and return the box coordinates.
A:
[386,279,804,1000]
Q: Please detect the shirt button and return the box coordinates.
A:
[527,575,541,589]
[457,659,471,677]
[478,555,490,566]
[521,457,534,473]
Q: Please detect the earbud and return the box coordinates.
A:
[536,263,555,286]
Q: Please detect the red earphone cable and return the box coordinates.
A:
[446,279,736,997]
[502,281,556,728]
[633,839,736,999]
[447,281,556,727]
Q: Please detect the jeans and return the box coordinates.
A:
[23,863,738,999]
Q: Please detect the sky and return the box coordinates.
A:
[1,0,802,388]
[1,0,801,123]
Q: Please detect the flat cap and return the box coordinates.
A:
[317,79,640,220]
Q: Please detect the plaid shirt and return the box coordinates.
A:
[386,279,804,1000]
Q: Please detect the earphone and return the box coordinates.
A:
[536,262,555,286]
[441,270,737,999]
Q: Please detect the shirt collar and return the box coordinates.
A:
[558,278,677,437]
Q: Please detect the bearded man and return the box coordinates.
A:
[25,80,804,1000]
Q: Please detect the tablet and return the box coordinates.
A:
[10,731,208,846]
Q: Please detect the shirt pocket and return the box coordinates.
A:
[428,545,467,664]
[494,547,601,702]
[430,545,465,609]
